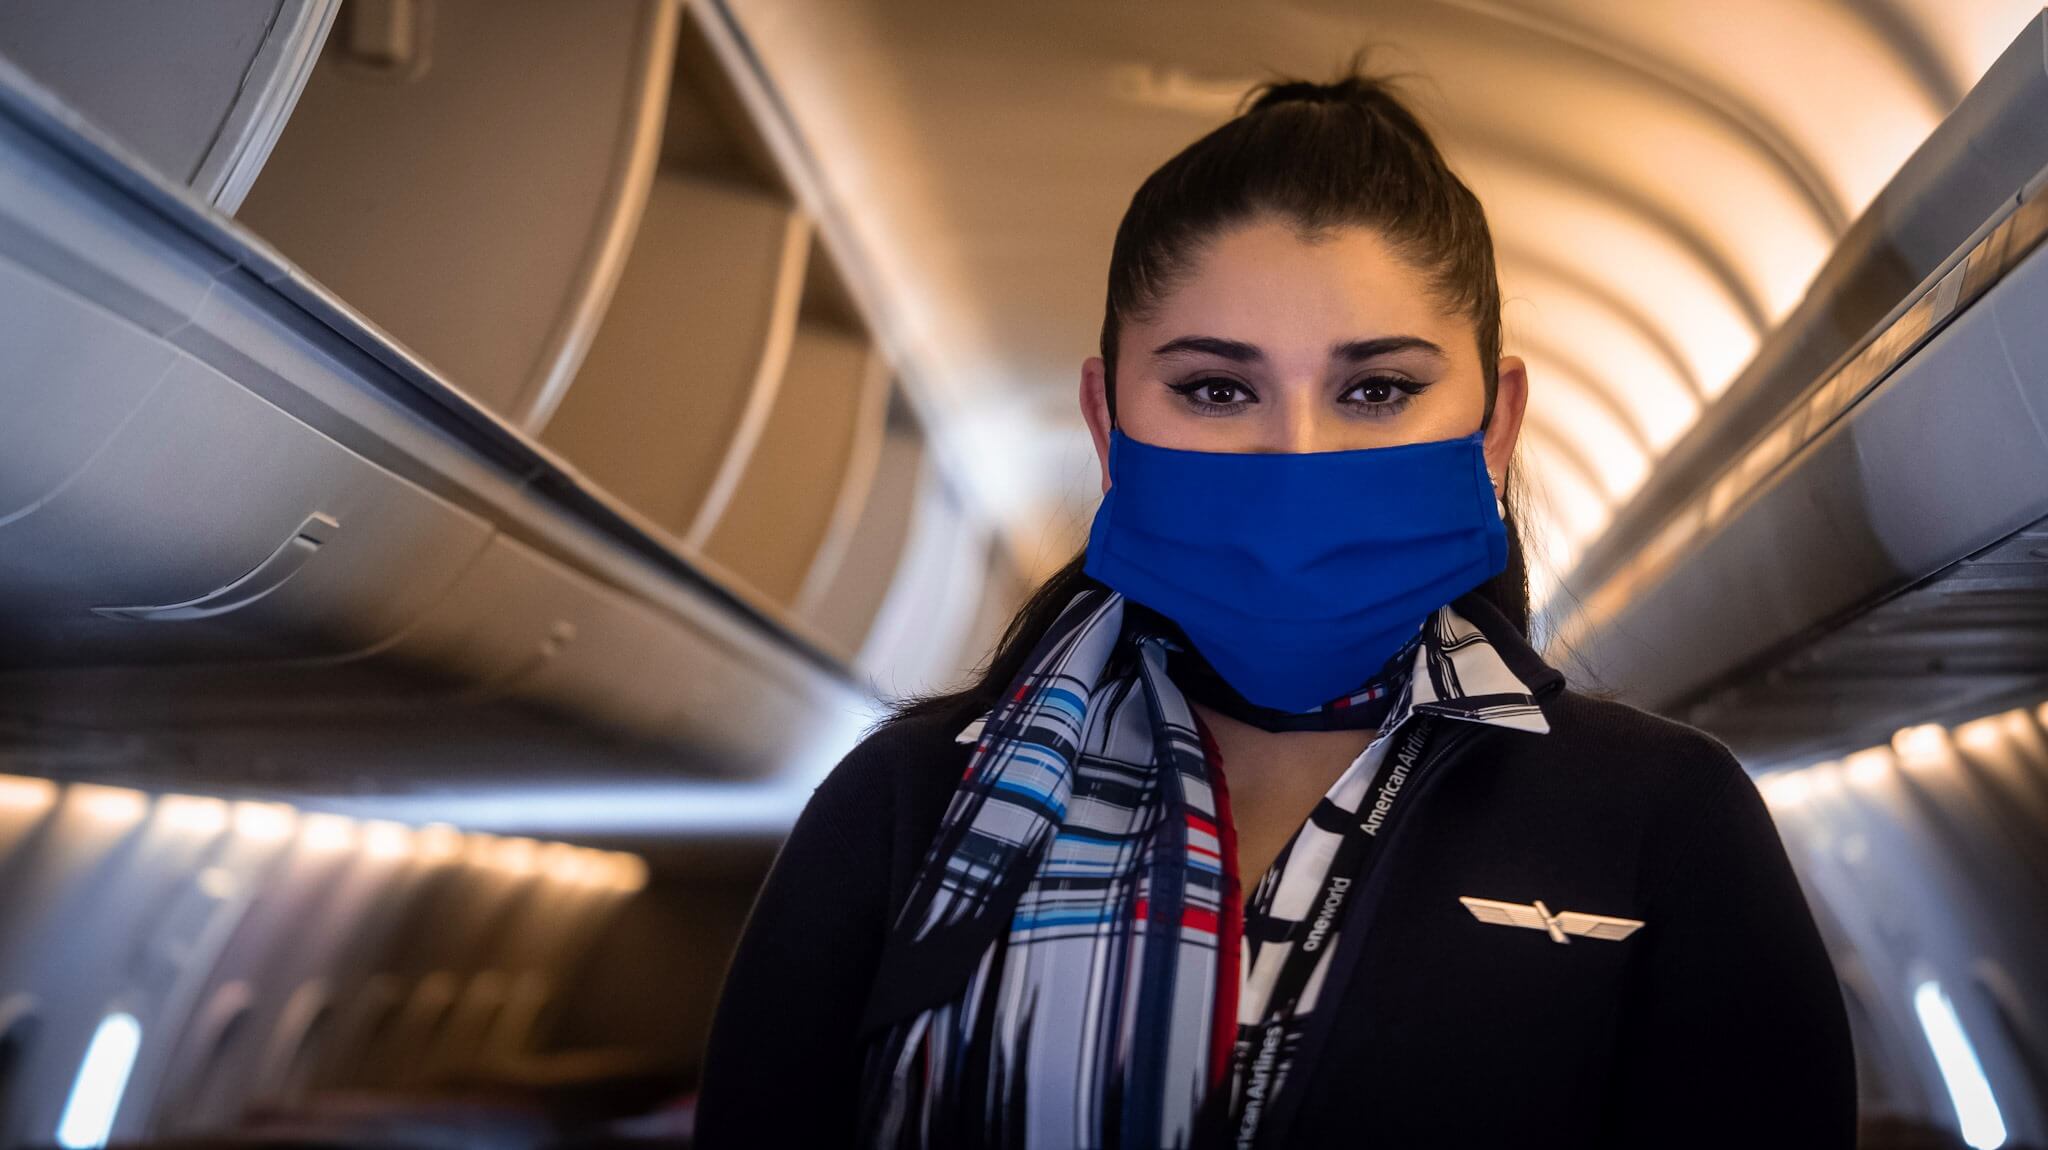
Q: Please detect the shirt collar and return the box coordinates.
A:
[954,591,1562,745]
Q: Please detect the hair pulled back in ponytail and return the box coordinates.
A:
[887,53,1530,733]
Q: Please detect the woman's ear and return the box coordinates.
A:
[1081,356,1114,493]
[1484,355,1528,492]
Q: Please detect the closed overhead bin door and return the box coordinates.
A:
[0,352,492,669]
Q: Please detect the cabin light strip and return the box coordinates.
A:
[1756,702,2035,1150]
[1913,979,2011,1149]
[54,1011,142,1149]
[0,775,648,893]
[1757,698,2048,810]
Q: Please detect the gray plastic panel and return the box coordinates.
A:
[1566,13,2048,601]
[1569,239,2048,714]
[379,533,836,771]
[0,1,283,183]
[0,110,231,334]
[0,354,492,668]
[0,254,175,519]
[0,0,336,211]
[1988,214,2048,443]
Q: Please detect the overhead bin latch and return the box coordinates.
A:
[92,513,340,623]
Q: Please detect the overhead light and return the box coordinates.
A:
[71,785,148,829]
[1912,979,2008,1149]
[463,831,500,868]
[318,780,830,837]
[538,841,582,883]
[491,837,540,877]
[416,822,465,862]
[1954,716,2006,755]
[1106,62,1248,115]
[0,773,58,815]
[606,853,649,894]
[1844,749,1892,787]
[158,795,229,836]
[1892,723,1951,769]
[1760,771,1809,810]
[362,821,413,861]
[300,813,356,854]
[232,802,297,843]
[1806,762,1844,799]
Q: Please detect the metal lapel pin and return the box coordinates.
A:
[1458,896,1644,944]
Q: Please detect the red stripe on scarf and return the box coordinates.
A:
[1192,712,1243,1091]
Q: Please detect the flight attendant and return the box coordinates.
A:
[697,63,1856,1149]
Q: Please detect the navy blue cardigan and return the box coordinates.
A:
[696,602,1857,1147]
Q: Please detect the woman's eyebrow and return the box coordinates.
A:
[1331,335,1446,362]
[1149,334,1447,363]
[1151,335,1262,362]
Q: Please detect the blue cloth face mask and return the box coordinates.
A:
[1083,427,1508,713]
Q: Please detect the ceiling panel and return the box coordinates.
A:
[725,0,2043,597]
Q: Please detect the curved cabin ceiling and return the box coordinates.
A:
[724,0,2043,609]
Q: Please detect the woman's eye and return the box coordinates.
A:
[1343,375,1419,412]
[1168,377,1255,411]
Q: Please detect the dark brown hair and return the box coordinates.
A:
[888,55,1529,732]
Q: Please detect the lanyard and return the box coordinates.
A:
[1216,713,1444,1150]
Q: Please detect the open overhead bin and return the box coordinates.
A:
[533,15,813,549]
[0,0,336,212]
[700,251,893,610]
[794,394,930,663]
[233,0,678,425]
[536,173,808,543]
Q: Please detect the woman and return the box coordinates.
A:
[697,65,1856,1149]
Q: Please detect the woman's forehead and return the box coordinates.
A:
[1140,218,1464,359]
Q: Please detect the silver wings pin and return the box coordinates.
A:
[1458,896,1644,944]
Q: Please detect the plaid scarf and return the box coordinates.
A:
[856,586,1445,1148]
[856,587,1552,1148]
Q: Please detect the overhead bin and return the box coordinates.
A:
[234,0,678,423]
[1564,11,2048,606]
[1557,171,2048,766]
[959,544,1031,676]
[0,351,493,669]
[0,254,177,524]
[0,1,992,775]
[797,395,929,661]
[535,14,815,549]
[0,33,882,774]
[858,467,994,695]
[0,0,336,212]
[0,106,491,671]
[538,173,809,542]
[368,532,852,774]
[701,252,893,609]
[1554,14,2048,768]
